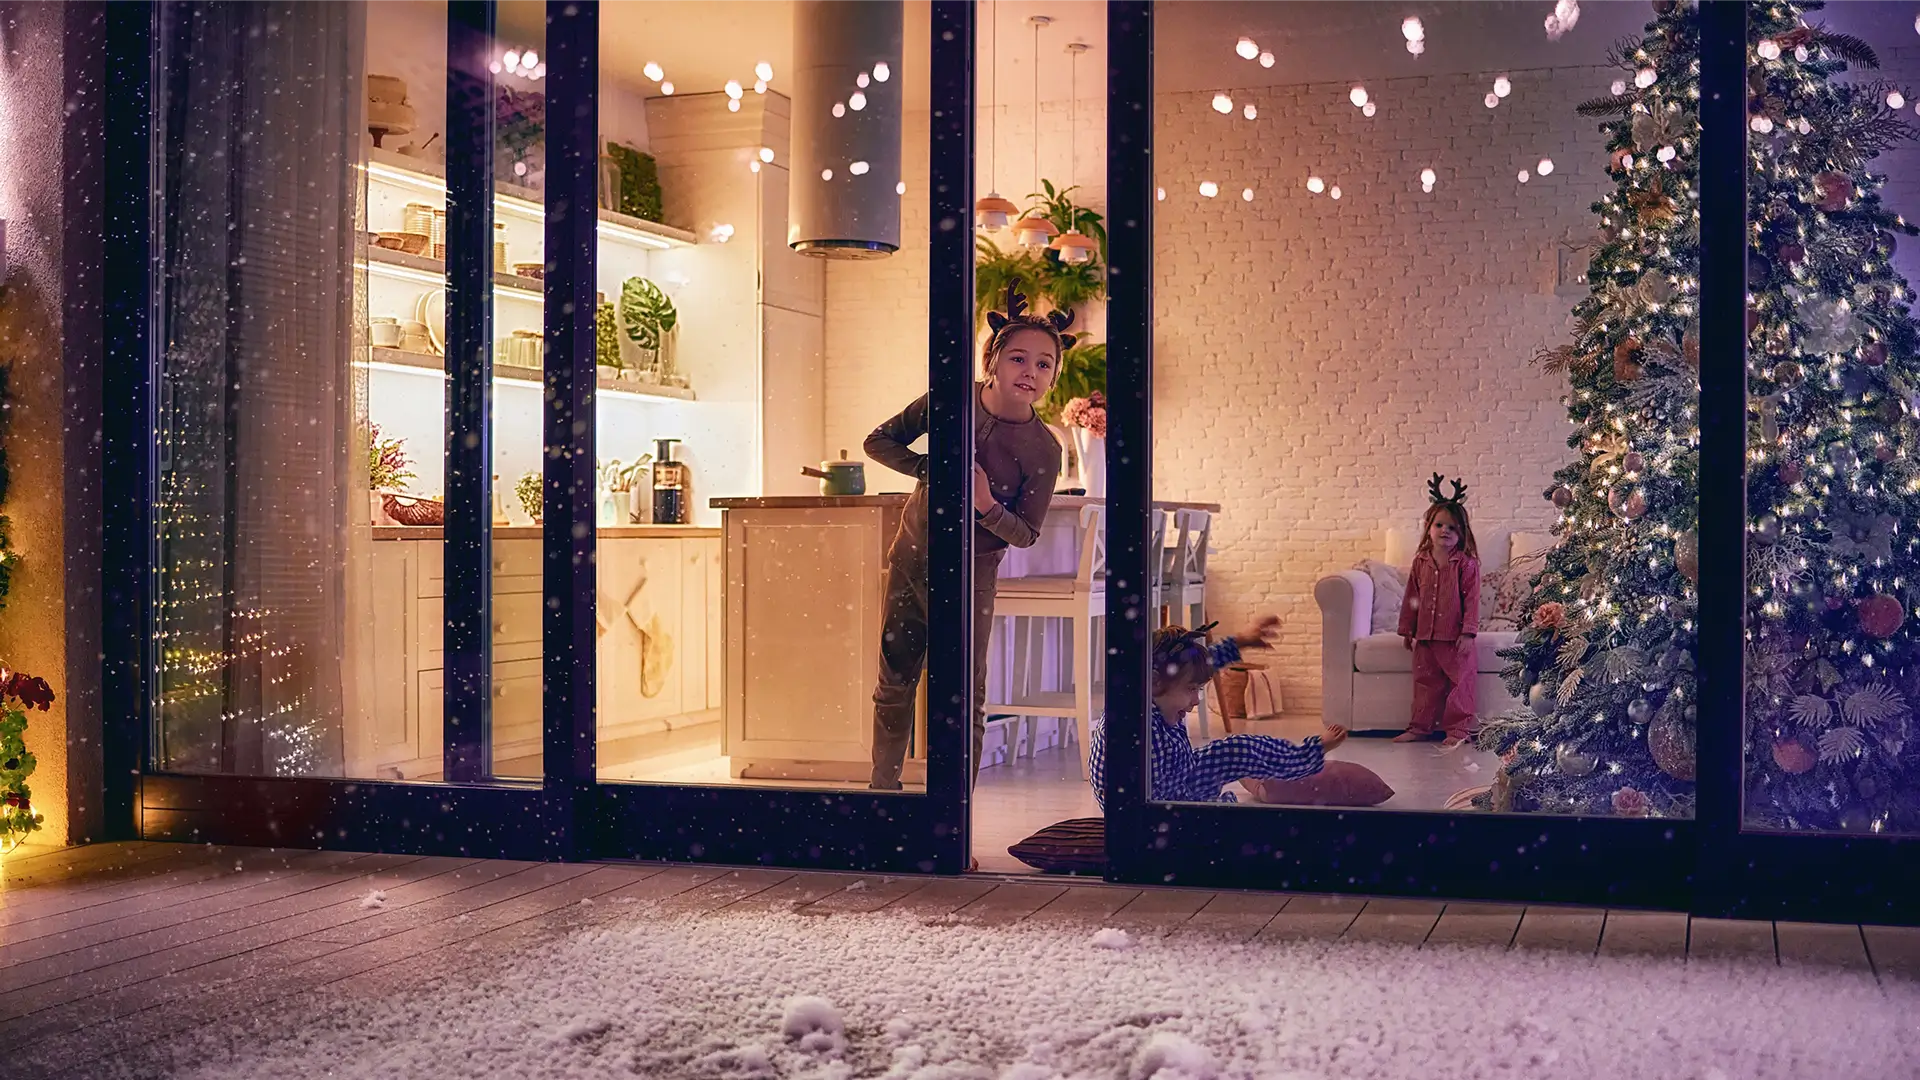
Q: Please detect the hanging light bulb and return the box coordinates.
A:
[1259,51,1275,67]
[1494,75,1512,98]
[1199,180,1219,198]
[1014,212,1058,249]
[1349,86,1369,107]
[1243,103,1258,120]
[644,61,664,82]
[661,81,675,95]
[1362,101,1377,117]
[1401,17,1424,43]
[1306,176,1325,194]
[756,61,774,81]
[726,80,744,100]
[1212,92,1234,114]
[1051,41,1097,265]
[1236,37,1259,60]
[873,62,891,82]
[1538,158,1556,176]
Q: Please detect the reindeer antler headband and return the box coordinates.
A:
[1427,472,1469,510]
[985,283,1079,352]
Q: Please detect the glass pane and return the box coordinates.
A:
[153,1,389,778]
[584,2,938,797]
[1743,3,1920,836]
[1143,3,1699,817]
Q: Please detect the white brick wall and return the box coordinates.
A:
[1153,68,1615,716]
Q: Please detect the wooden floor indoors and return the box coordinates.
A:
[2,840,1918,1078]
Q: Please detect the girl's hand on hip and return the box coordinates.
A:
[971,464,997,513]
[1402,634,1414,651]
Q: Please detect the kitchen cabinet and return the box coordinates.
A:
[353,527,722,781]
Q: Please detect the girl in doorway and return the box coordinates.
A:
[864,286,1072,810]
[1397,474,1482,748]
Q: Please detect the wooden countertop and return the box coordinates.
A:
[710,494,1223,512]
[373,525,720,540]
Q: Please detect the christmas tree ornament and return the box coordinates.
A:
[1875,444,1896,463]
[1840,366,1871,399]
[1863,341,1887,367]
[1857,593,1905,638]
[1779,242,1806,265]
[1771,736,1817,774]
[1826,594,1846,612]
[1795,293,1860,354]
[1826,441,1859,473]
[1623,451,1646,475]
[1675,528,1700,582]
[1609,486,1647,519]
[1611,787,1652,817]
[1551,484,1575,508]
[1648,708,1696,780]
[1754,514,1783,544]
[1814,171,1853,212]
[1555,743,1599,777]
[1627,697,1654,724]
[1528,682,1554,714]
[1778,460,1803,485]
[1610,147,1634,174]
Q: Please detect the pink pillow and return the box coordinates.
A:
[1240,760,1395,807]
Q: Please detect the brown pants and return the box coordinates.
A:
[870,536,1004,789]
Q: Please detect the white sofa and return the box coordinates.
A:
[1315,529,1553,732]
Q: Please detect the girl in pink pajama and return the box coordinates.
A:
[1395,475,1481,748]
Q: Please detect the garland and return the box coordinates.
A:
[0,670,51,851]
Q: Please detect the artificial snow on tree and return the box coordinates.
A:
[1480,1,1920,831]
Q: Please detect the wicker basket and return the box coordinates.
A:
[382,492,445,526]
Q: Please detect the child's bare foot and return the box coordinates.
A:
[1392,730,1429,743]
[1321,725,1349,752]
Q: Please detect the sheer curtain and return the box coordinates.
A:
[155,1,370,776]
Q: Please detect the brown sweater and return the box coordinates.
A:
[864,385,1062,553]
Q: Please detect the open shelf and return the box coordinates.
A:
[366,346,696,403]
[365,246,545,300]
[363,144,699,251]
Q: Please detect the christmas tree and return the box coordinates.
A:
[1481,1,1920,832]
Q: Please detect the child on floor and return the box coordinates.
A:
[864,285,1072,797]
[1088,619,1348,810]
[1396,474,1482,748]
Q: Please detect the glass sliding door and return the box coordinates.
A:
[1100,0,1717,907]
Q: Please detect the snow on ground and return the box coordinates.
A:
[162,906,1915,1080]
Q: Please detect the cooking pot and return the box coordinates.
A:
[801,450,866,496]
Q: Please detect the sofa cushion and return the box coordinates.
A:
[1241,760,1395,806]
[1352,631,1519,674]
[1007,818,1106,875]
[1354,559,1406,635]
[1486,543,1553,630]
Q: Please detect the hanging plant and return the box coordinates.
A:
[974,236,1045,332]
[619,276,678,354]
[0,668,53,853]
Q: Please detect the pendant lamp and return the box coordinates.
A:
[1014,15,1057,250]
[974,0,1017,231]
[1051,41,1095,264]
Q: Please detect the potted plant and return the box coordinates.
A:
[0,667,53,854]
[367,424,414,525]
[620,276,677,384]
[596,298,622,382]
[1038,342,1107,482]
[515,471,543,524]
[1059,391,1108,498]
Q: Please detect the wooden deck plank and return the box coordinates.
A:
[953,883,1067,924]
[1862,925,1920,983]
[1425,905,1523,949]
[878,877,998,919]
[0,855,475,1042]
[1598,911,1690,959]
[0,852,419,997]
[22,863,658,1078]
[0,849,358,960]
[1775,922,1872,972]
[0,842,187,897]
[795,875,931,916]
[1105,888,1214,935]
[0,843,240,919]
[1171,891,1290,941]
[2,859,551,1056]
[1687,918,1777,964]
[1345,899,1442,945]
[1,848,251,929]
[1025,884,1143,929]
[1256,895,1366,942]
[722,872,866,914]
[647,868,796,916]
[1511,908,1604,954]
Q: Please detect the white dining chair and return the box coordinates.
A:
[988,504,1107,777]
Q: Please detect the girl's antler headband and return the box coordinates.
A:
[1427,472,1469,507]
[985,283,1079,350]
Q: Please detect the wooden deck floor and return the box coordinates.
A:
[3,841,1917,1078]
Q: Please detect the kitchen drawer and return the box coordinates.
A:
[416,589,543,668]
[417,539,542,598]
[413,660,541,773]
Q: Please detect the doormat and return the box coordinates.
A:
[143,893,1911,1080]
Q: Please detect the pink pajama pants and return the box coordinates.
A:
[1409,638,1476,739]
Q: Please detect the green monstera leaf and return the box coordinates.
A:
[620,277,678,353]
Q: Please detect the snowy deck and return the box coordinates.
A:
[3,842,1918,1078]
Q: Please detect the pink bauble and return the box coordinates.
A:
[1815,172,1853,212]
[1772,737,1817,774]
[1863,341,1887,368]
[1857,594,1905,639]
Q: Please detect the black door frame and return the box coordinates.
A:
[101,0,979,874]
[1099,0,1915,926]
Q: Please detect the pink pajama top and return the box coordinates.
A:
[1398,549,1481,642]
